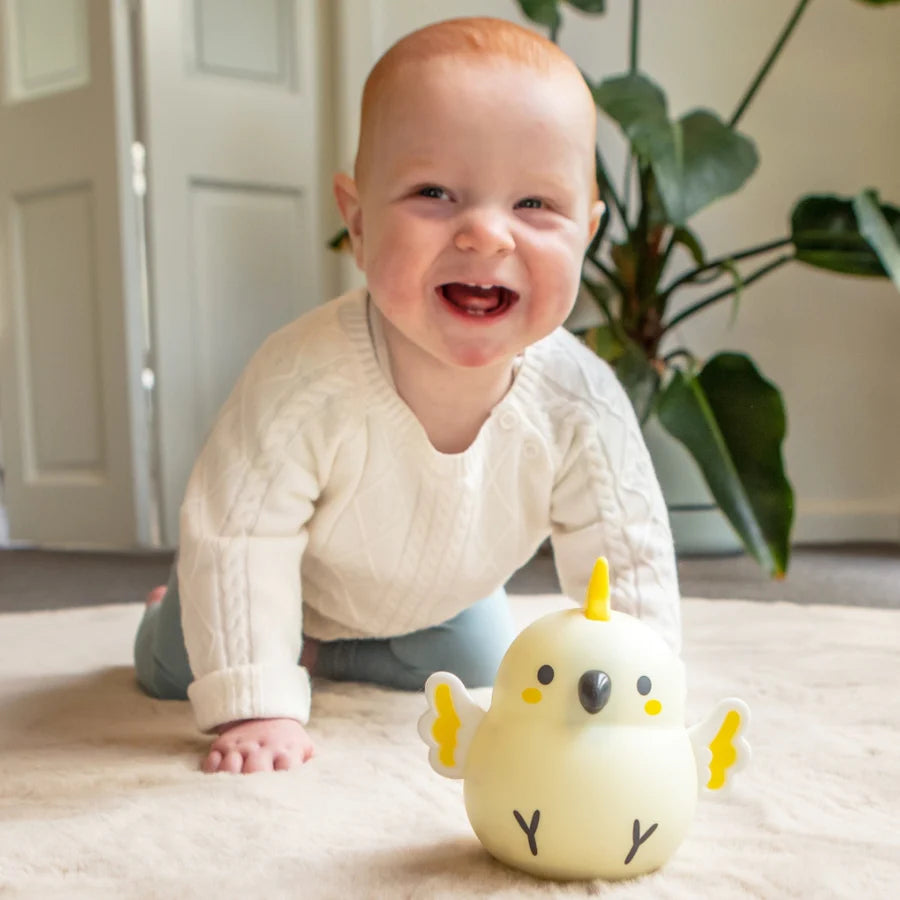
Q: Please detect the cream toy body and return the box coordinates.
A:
[418,558,750,881]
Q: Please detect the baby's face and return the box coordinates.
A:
[339,57,603,371]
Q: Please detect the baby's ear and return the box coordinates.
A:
[587,200,606,245]
[333,172,365,269]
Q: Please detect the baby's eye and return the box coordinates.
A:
[637,675,652,695]
[537,665,554,685]
[516,197,544,210]
[418,185,448,200]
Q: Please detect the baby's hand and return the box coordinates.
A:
[202,718,314,774]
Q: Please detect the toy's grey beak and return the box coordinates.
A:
[578,670,611,714]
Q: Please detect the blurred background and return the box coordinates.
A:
[0,0,898,558]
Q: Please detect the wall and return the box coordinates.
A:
[333,0,900,543]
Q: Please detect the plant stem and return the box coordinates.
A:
[585,254,627,298]
[662,348,696,366]
[633,166,653,314]
[629,0,641,73]
[582,277,618,329]
[729,0,813,128]
[624,0,641,224]
[623,155,634,226]
[657,229,677,281]
[595,146,628,232]
[661,253,794,334]
[659,236,792,300]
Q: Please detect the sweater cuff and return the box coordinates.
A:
[187,663,311,733]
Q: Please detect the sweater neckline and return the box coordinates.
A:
[340,288,542,469]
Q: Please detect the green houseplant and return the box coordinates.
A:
[330,0,900,576]
[513,0,900,576]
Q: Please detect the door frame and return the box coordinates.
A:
[113,0,162,548]
[0,0,158,549]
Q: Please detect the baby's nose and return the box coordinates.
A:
[578,670,611,714]
[454,209,515,255]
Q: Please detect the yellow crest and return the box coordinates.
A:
[584,557,610,621]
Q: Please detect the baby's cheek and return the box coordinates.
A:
[526,284,578,334]
[530,240,584,293]
[367,232,425,288]
[364,254,405,303]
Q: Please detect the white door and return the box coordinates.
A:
[0,0,146,546]
[139,0,332,544]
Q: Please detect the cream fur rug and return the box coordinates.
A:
[0,595,897,899]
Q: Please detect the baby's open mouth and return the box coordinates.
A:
[439,283,519,317]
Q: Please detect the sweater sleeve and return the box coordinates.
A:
[177,332,323,733]
[549,366,682,654]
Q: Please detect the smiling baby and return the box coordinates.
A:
[133,16,681,775]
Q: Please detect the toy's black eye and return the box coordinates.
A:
[537,665,554,685]
[637,675,652,695]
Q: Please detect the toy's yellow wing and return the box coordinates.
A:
[689,698,751,796]
[417,672,484,779]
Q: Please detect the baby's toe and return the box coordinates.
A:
[220,750,245,774]
[242,747,274,774]
[296,734,315,763]
[272,752,293,771]
[202,750,223,773]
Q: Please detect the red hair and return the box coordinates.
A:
[354,17,598,199]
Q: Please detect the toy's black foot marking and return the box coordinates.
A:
[513,809,540,856]
[624,819,658,865]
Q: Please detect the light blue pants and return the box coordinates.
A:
[134,565,515,700]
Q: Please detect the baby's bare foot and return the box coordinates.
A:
[300,637,319,674]
[202,718,314,774]
[146,585,166,607]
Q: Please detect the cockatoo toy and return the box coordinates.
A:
[418,557,750,881]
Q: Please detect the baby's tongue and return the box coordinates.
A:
[442,283,501,312]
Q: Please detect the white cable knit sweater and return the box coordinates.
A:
[178,288,680,732]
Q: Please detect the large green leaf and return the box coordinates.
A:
[592,75,758,225]
[591,73,668,139]
[516,0,606,30]
[656,354,793,575]
[638,112,759,226]
[517,0,561,29]
[792,194,900,276]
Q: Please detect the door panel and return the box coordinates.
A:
[13,185,105,474]
[0,0,139,546]
[190,182,309,432]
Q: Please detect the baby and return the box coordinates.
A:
[134,16,681,774]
